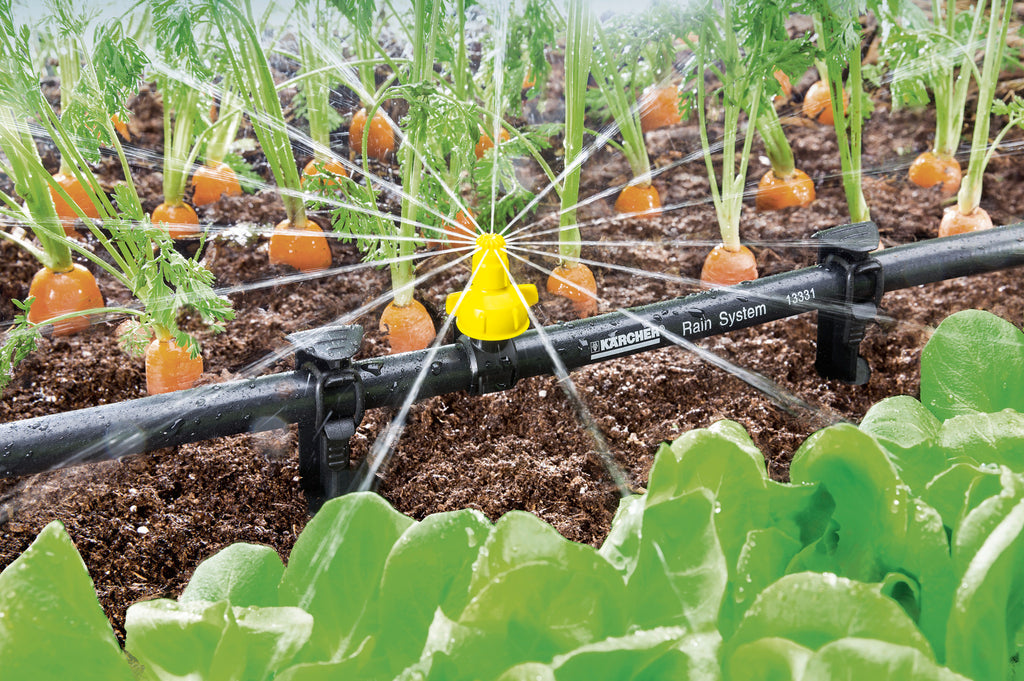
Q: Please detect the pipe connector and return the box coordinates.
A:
[445,233,538,341]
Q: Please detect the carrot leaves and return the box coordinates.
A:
[149,0,212,79]
[806,0,876,222]
[0,300,41,390]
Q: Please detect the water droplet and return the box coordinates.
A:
[430,361,442,376]
[713,501,722,514]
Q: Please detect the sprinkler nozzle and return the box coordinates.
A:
[445,233,538,341]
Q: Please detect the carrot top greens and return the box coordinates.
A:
[806,0,875,223]
[0,0,233,387]
[679,0,803,251]
[875,0,983,163]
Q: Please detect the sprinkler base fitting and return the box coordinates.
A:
[813,222,884,385]
[461,336,520,396]
[290,324,366,510]
[445,233,538,342]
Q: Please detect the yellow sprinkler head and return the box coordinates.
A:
[445,233,538,341]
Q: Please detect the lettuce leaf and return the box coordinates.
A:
[921,310,1024,419]
[0,521,133,681]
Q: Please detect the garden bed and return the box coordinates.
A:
[2,45,1024,642]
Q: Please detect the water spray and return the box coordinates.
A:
[2,222,1023,508]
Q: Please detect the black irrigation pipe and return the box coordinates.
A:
[2,222,1023,500]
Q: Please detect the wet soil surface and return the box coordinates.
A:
[2,76,1023,640]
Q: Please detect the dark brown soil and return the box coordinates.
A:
[2,71,1023,643]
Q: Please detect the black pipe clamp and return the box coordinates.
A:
[813,222,884,384]
[289,325,365,509]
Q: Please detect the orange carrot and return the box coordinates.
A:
[50,171,101,236]
[639,85,682,133]
[441,210,478,250]
[300,158,349,189]
[111,113,131,141]
[151,201,201,239]
[546,262,597,316]
[191,162,243,206]
[26,263,104,336]
[614,184,662,218]
[938,205,993,238]
[349,108,395,160]
[379,299,436,354]
[755,169,815,211]
[908,151,961,196]
[773,70,792,99]
[802,80,848,126]
[474,128,511,159]
[700,244,758,287]
[268,218,332,272]
[145,336,204,395]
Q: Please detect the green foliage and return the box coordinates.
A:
[278,492,414,662]
[123,223,235,343]
[470,126,552,232]
[0,0,232,386]
[0,521,134,681]
[491,0,558,117]
[0,298,41,390]
[180,543,285,608]
[223,150,263,193]
[7,311,1024,680]
[149,0,212,79]
[57,16,149,164]
[860,395,944,494]
[921,310,1024,419]
[325,171,399,262]
[328,0,376,41]
[674,0,812,248]
[125,599,313,681]
[0,0,47,102]
[945,469,1024,681]
[871,0,971,111]
[291,86,344,141]
[725,572,933,661]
